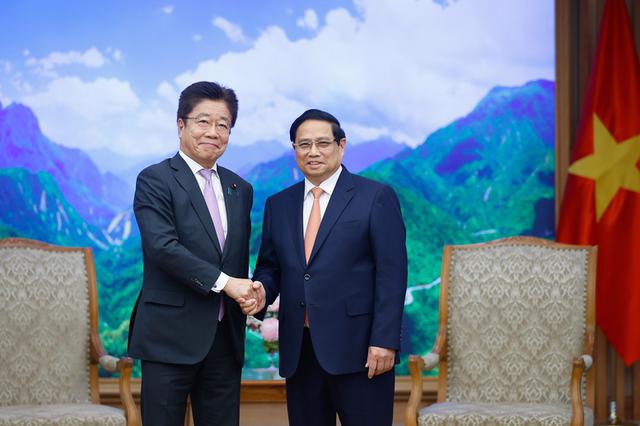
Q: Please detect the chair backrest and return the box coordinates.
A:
[439,237,596,406]
[0,238,96,406]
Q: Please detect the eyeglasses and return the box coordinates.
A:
[293,138,337,153]
[183,116,230,134]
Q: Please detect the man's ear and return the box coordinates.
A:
[177,118,184,136]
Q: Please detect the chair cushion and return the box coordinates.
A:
[0,403,125,425]
[418,401,594,426]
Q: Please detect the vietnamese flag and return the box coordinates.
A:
[557,0,640,365]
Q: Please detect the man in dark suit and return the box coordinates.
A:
[128,81,262,426]
[253,109,408,426]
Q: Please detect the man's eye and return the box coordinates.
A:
[317,142,331,148]
[298,143,311,149]
[197,119,210,126]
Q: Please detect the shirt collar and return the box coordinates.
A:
[179,150,219,176]
[304,165,343,198]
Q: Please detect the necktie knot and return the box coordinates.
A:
[311,187,324,199]
[198,168,214,182]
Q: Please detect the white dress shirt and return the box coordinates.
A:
[303,166,343,236]
[179,150,230,292]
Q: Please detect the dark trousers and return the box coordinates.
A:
[141,318,241,426]
[286,328,395,426]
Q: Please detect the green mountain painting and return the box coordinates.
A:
[0,79,555,377]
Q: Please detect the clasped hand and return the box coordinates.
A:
[223,277,265,316]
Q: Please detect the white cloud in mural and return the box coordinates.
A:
[20,77,173,155]
[112,49,123,62]
[156,80,178,103]
[105,47,124,62]
[212,17,248,44]
[1,60,11,74]
[162,5,174,15]
[13,0,553,155]
[297,9,319,31]
[11,74,32,94]
[24,77,139,117]
[174,0,553,147]
[0,83,12,107]
[345,123,390,142]
[26,47,108,72]
[193,34,203,42]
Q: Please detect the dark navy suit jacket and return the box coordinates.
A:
[128,153,252,366]
[253,167,408,377]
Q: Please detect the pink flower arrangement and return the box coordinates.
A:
[262,296,280,353]
[262,318,279,342]
[262,318,279,353]
[267,296,280,313]
[245,297,281,354]
[246,316,261,332]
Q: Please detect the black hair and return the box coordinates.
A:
[177,81,239,127]
[289,109,345,143]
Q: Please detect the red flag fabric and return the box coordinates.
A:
[557,0,640,365]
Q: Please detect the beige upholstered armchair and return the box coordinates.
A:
[405,237,597,426]
[0,238,140,426]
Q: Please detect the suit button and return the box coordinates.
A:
[304,274,311,281]
[299,301,305,307]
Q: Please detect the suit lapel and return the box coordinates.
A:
[307,168,355,265]
[218,166,237,262]
[170,154,223,255]
[290,182,307,269]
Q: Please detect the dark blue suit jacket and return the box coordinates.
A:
[128,153,252,366]
[254,167,407,377]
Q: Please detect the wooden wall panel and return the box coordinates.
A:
[559,1,640,422]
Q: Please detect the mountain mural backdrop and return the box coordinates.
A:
[0,79,555,376]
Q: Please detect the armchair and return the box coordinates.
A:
[405,236,596,426]
[0,238,140,425]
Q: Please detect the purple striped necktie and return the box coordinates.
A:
[198,168,226,321]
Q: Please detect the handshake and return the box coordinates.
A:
[223,277,266,316]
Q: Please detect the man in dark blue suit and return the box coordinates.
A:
[253,109,408,426]
[128,81,263,426]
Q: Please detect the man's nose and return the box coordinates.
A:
[308,143,321,155]
[204,127,219,138]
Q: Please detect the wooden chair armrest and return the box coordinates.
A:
[570,355,589,426]
[431,327,447,362]
[578,354,593,371]
[90,330,141,426]
[98,355,120,373]
[405,354,426,426]
[404,327,447,426]
[117,356,141,426]
[422,352,440,370]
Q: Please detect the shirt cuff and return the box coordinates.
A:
[211,272,230,293]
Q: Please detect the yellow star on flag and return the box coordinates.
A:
[568,113,640,221]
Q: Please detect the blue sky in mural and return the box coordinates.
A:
[0,0,553,157]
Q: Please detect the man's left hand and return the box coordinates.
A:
[365,346,395,379]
